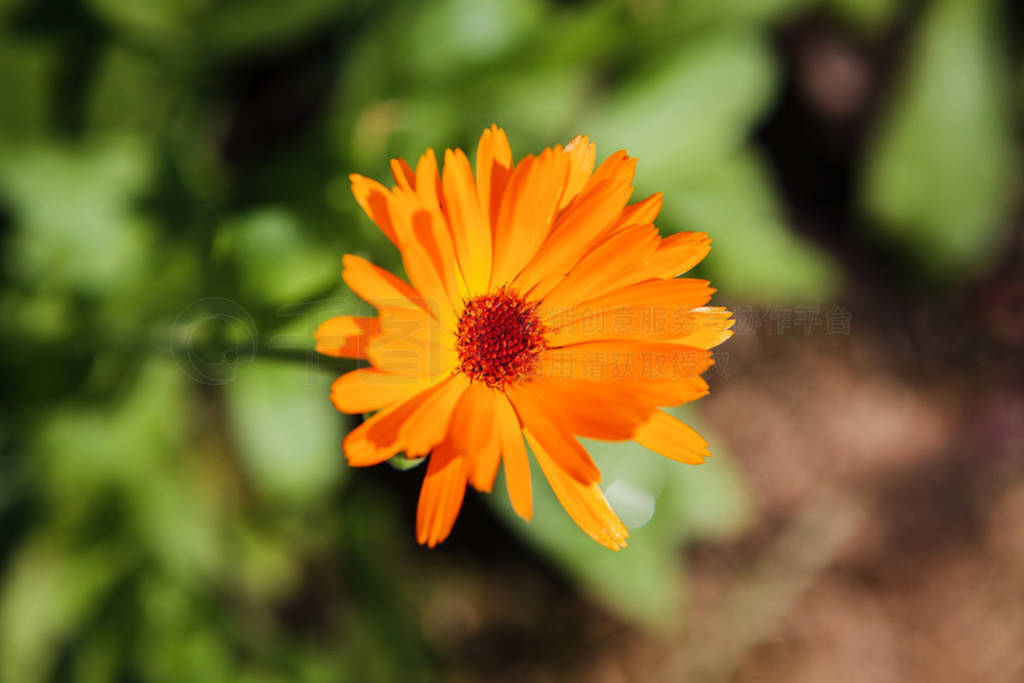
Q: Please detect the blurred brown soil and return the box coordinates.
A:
[388,14,1024,682]
[411,292,1024,682]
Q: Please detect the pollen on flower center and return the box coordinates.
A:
[456,288,547,389]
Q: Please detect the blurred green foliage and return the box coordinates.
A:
[0,0,1019,680]
[862,0,1014,274]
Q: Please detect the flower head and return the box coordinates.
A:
[456,287,546,389]
[316,126,732,550]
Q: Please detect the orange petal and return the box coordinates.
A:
[493,390,532,520]
[613,192,663,230]
[526,430,628,550]
[416,439,469,547]
[633,410,710,464]
[547,277,714,323]
[442,382,501,493]
[614,375,710,407]
[529,372,708,410]
[330,368,437,414]
[398,373,469,457]
[342,378,449,466]
[590,231,710,294]
[350,175,398,245]
[506,384,600,483]
[559,134,597,209]
[314,316,378,358]
[537,340,714,383]
[342,374,466,466]
[388,150,465,310]
[411,208,464,316]
[342,254,433,316]
[538,223,661,312]
[510,377,653,440]
[414,148,444,213]
[521,369,707,420]
[390,157,415,191]
[671,307,734,350]
[475,124,513,236]
[490,147,571,288]
[366,304,455,376]
[545,278,716,346]
[384,190,462,320]
[644,231,711,279]
[583,150,636,193]
[514,179,634,297]
[443,148,491,293]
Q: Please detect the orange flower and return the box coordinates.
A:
[316,126,732,550]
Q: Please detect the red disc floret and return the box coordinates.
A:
[456,288,547,389]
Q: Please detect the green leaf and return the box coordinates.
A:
[0,534,122,683]
[0,0,29,21]
[582,29,778,186]
[33,361,224,581]
[671,0,817,28]
[133,576,236,683]
[232,525,301,602]
[0,135,155,297]
[825,0,902,32]
[223,359,347,503]
[214,208,341,307]
[86,0,201,38]
[86,45,180,136]
[0,37,56,140]
[34,361,189,503]
[12,361,237,679]
[404,0,544,81]
[197,0,357,57]
[466,64,592,145]
[488,408,751,625]
[387,454,426,471]
[663,150,839,302]
[861,0,1015,275]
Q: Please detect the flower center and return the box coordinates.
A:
[456,288,546,389]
